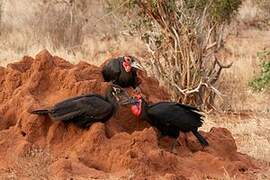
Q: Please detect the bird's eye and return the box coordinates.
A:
[124,56,131,62]
[113,87,121,94]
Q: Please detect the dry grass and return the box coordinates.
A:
[0,34,145,67]
[238,0,270,26]
[0,0,145,67]
[238,0,260,22]
[216,29,270,112]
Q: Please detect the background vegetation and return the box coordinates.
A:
[0,0,141,65]
[0,0,269,177]
[249,50,270,91]
[0,0,269,108]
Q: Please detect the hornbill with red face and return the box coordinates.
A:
[126,95,209,147]
[30,85,130,128]
[102,56,144,89]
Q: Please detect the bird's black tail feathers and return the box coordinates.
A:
[192,130,209,146]
[31,109,49,115]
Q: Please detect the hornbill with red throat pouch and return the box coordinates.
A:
[102,56,144,89]
[126,95,209,147]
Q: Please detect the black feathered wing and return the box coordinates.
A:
[49,94,113,122]
[131,68,139,88]
[102,59,121,82]
[147,102,204,131]
[31,109,50,115]
[147,102,208,146]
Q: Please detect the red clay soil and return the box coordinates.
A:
[0,50,264,179]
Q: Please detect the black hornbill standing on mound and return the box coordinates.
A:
[102,56,144,89]
[30,85,130,128]
[125,95,209,148]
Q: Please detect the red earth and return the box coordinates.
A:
[0,50,265,179]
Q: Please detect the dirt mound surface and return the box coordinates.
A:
[0,50,263,179]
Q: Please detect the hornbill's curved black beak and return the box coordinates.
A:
[110,84,132,104]
[130,59,144,71]
[119,97,139,106]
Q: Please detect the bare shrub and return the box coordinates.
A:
[249,50,270,92]
[106,0,241,110]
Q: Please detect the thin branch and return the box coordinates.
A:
[93,0,130,27]
[172,80,203,95]
[206,42,217,51]
[216,57,233,68]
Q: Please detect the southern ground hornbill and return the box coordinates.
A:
[30,85,130,128]
[126,95,209,148]
[102,56,143,89]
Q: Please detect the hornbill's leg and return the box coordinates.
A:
[184,133,188,145]
[177,132,187,147]
[136,118,140,130]
[170,137,180,154]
